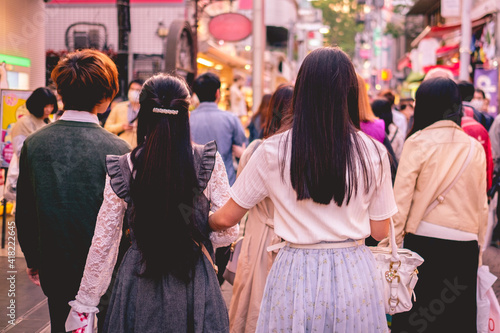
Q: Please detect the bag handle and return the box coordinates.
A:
[423,136,475,218]
[388,217,400,263]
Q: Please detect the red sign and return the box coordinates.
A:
[49,0,183,4]
[208,13,252,42]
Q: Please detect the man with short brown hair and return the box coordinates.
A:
[16,49,130,332]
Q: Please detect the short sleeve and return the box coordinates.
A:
[368,149,398,220]
[229,142,269,209]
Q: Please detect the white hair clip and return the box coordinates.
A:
[152,107,179,115]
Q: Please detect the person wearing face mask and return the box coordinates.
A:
[104,79,144,148]
[471,88,489,113]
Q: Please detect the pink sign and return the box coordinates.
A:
[208,13,252,42]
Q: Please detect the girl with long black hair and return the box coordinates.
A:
[209,47,397,332]
[66,74,238,332]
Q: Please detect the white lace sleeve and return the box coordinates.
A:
[70,175,127,313]
[204,152,239,248]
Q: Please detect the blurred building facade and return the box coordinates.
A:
[0,0,46,90]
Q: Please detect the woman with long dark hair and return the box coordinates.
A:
[386,77,487,332]
[247,93,271,143]
[210,47,397,332]
[229,83,293,333]
[66,74,238,332]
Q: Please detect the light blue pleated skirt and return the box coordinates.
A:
[256,244,389,333]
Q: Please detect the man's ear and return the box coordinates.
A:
[215,89,221,102]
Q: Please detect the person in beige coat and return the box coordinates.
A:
[228,84,293,333]
[104,79,143,148]
[384,77,488,333]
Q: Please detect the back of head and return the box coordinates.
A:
[263,84,293,138]
[26,87,58,118]
[290,47,374,206]
[193,72,221,102]
[357,74,376,123]
[51,49,118,111]
[410,77,462,136]
[457,81,475,102]
[130,73,200,281]
[254,93,272,119]
[379,89,395,106]
[371,98,393,133]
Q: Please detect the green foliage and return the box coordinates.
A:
[312,0,364,58]
[385,22,404,38]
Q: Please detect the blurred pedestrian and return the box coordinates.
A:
[230,74,247,119]
[357,74,398,183]
[385,77,487,333]
[371,98,404,161]
[104,79,144,148]
[458,81,494,131]
[5,88,58,201]
[398,97,414,135]
[190,72,248,285]
[247,93,271,143]
[15,49,131,333]
[66,73,238,333]
[229,84,293,333]
[471,88,489,113]
[357,74,385,143]
[380,89,408,137]
[210,47,396,332]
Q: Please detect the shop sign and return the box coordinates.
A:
[441,0,460,18]
[474,68,498,114]
[208,13,252,42]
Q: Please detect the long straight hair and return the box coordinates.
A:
[408,77,462,137]
[130,74,201,281]
[289,47,374,206]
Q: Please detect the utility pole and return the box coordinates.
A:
[252,0,265,113]
[459,0,472,81]
[117,0,131,99]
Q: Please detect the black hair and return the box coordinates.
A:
[128,79,144,91]
[25,87,58,118]
[475,88,486,99]
[457,81,475,102]
[409,77,462,136]
[285,47,377,206]
[192,72,221,102]
[371,98,393,134]
[130,73,202,281]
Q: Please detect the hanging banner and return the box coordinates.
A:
[0,89,32,167]
[474,68,498,115]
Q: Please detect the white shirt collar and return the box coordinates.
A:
[59,110,99,125]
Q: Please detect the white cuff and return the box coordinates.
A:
[68,300,99,314]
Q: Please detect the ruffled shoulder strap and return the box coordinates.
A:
[193,141,217,192]
[105,154,132,204]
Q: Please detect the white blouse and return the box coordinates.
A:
[70,152,238,314]
[230,130,397,244]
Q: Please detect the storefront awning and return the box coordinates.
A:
[198,41,249,69]
[423,62,460,77]
[411,17,489,48]
[435,44,459,58]
[397,54,411,71]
